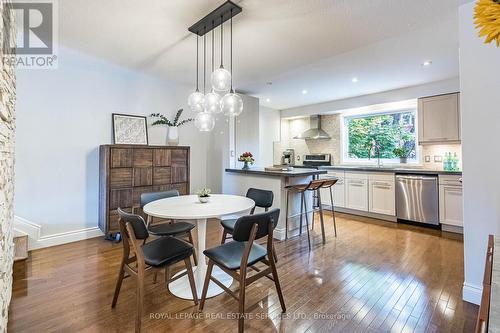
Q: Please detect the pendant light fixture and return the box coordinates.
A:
[187,34,204,113]
[204,24,223,114]
[221,9,243,117]
[194,30,215,131]
[210,14,231,93]
[187,1,243,131]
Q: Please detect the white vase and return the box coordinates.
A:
[167,126,179,146]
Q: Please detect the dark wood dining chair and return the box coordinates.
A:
[220,188,274,243]
[220,188,278,262]
[111,208,198,333]
[199,209,286,333]
[137,190,197,265]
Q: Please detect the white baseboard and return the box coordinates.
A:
[14,215,104,250]
[463,282,482,305]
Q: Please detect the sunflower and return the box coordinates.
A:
[474,0,500,47]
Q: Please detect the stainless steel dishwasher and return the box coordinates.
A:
[395,174,439,226]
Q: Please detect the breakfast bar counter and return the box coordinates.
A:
[224,167,328,240]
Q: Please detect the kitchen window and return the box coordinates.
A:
[342,109,418,164]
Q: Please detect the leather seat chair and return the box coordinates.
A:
[199,209,286,333]
[111,208,198,333]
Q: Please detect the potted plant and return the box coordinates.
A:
[150,109,193,146]
[238,152,255,170]
[393,146,411,164]
[196,187,211,203]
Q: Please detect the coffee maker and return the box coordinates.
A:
[281,149,295,166]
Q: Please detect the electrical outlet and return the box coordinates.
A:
[434,155,443,162]
[425,155,431,162]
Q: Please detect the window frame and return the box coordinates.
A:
[340,108,420,165]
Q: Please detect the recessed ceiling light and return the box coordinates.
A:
[265,98,271,102]
[302,89,308,95]
[422,60,432,67]
[352,77,358,83]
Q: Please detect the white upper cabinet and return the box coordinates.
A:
[418,92,460,144]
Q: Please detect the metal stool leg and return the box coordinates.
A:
[330,187,337,237]
[317,189,326,244]
[299,192,304,236]
[285,190,289,240]
[302,193,311,250]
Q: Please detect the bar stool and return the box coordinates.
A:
[285,179,326,250]
[317,178,338,237]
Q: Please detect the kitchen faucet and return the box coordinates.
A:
[373,140,382,168]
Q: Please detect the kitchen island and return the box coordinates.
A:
[224,167,328,240]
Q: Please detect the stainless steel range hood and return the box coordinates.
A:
[293,115,331,140]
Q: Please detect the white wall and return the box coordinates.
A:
[259,106,281,167]
[459,2,500,304]
[15,46,207,239]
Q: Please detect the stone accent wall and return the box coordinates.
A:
[0,0,16,332]
[274,114,342,165]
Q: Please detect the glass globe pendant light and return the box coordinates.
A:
[204,27,222,114]
[187,34,204,113]
[194,111,215,132]
[195,31,215,132]
[222,11,244,117]
[210,15,231,93]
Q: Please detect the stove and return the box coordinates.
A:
[296,153,332,169]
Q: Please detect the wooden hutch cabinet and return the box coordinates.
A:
[99,145,190,235]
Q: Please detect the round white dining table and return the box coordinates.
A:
[143,194,255,300]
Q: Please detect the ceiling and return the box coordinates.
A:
[59,0,466,110]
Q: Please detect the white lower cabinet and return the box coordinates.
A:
[320,171,345,208]
[345,172,368,211]
[368,174,395,216]
[439,175,463,228]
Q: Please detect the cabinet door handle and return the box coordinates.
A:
[372,181,392,187]
[373,185,392,189]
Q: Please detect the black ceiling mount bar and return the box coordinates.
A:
[188,0,242,36]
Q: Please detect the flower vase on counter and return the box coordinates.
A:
[238,152,255,170]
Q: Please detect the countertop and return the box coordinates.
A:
[490,237,500,332]
[316,165,462,176]
[225,167,327,177]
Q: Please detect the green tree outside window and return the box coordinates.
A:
[345,111,416,161]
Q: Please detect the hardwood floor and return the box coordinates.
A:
[9,212,477,332]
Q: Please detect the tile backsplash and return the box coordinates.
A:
[274,115,462,171]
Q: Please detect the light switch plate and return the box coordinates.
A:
[425,156,431,162]
[434,155,443,162]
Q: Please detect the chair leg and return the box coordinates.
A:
[199,260,214,310]
[184,258,198,305]
[303,193,311,250]
[221,229,228,244]
[188,231,198,265]
[153,271,158,284]
[273,244,278,263]
[330,187,337,237]
[164,266,170,284]
[111,259,125,308]
[238,276,246,333]
[135,269,145,333]
[269,251,286,312]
